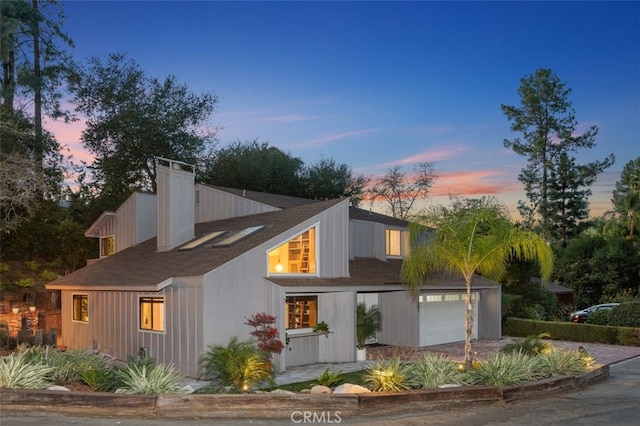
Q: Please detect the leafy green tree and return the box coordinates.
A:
[301,156,369,206]
[554,234,640,307]
[368,162,437,220]
[200,139,304,196]
[69,53,218,199]
[402,196,553,369]
[611,157,640,240]
[501,68,614,238]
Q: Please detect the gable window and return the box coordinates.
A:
[285,295,318,330]
[140,296,164,332]
[386,229,403,257]
[268,227,317,274]
[100,236,115,257]
[72,294,88,322]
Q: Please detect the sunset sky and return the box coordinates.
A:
[53,1,639,219]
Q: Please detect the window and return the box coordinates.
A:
[285,295,318,330]
[72,294,88,322]
[386,229,402,257]
[212,225,265,247]
[100,236,115,257]
[140,297,164,332]
[268,227,316,274]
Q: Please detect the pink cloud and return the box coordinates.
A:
[293,128,379,149]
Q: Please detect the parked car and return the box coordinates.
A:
[569,303,619,323]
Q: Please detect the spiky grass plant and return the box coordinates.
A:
[468,351,542,387]
[0,352,53,389]
[43,348,113,385]
[365,358,412,392]
[115,363,185,395]
[409,353,468,389]
[536,348,592,377]
[199,337,274,392]
[315,368,344,388]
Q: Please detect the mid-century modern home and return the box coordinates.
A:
[47,158,501,377]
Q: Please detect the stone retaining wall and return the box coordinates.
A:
[0,365,609,420]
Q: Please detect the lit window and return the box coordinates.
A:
[73,294,88,322]
[140,297,164,332]
[386,229,402,257]
[100,236,115,257]
[268,227,316,274]
[285,295,318,329]
[444,294,460,301]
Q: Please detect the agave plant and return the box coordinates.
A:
[410,353,468,389]
[115,363,185,395]
[199,337,274,392]
[537,348,592,377]
[315,368,344,388]
[365,358,412,392]
[0,352,53,389]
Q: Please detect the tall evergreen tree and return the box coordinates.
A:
[501,68,614,239]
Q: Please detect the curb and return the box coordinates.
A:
[0,365,609,420]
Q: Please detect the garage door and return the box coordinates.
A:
[419,293,478,346]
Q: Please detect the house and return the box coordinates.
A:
[47,158,501,377]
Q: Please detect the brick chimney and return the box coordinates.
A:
[156,158,195,251]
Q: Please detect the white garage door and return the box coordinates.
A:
[419,293,478,346]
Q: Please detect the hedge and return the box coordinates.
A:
[503,318,640,346]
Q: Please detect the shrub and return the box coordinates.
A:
[16,278,35,288]
[365,358,412,392]
[199,337,274,392]
[536,348,593,377]
[586,309,610,325]
[0,352,53,389]
[115,363,185,395]
[24,260,40,272]
[39,270,59,283]
[29,347,112,385]
[409,353,467,389]
[244,312,284,356]
[468,352,541,386]
[609,301,640,328]
[500,334,552,356]
[315,368,343,388]
[79,368,122,392]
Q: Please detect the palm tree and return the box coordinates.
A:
[402,197,553,370]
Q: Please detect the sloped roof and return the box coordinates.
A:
[349,207,409,227]
[47,198,345,291]
[267,257,501,291]
[201,184,316,209]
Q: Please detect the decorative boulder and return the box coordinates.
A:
[310,385,332,394]
[47,385,70,392]
[332,383,371,394]
[270,389,296,395]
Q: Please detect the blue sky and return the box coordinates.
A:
[54,1,640,218]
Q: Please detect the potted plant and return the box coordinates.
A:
[312,320,330,337]
[356,302,382,361]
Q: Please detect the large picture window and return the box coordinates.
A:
[285,295,318,330]
[72,294,88,322]
[140,297,164,332]
[268,227,317,274]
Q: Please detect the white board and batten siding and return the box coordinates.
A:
[194,184,279,224]
[114,192,157,252]
[378,291,420,347]
[59,278,203,377]
[350,220,387,260]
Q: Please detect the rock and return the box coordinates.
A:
[270,389,296,395]
[181,385,195,394]
[438,384,463,388]
[332,383,371,394]
[299,388,311,394]
[47,385,70,392]
[310,385,332,394]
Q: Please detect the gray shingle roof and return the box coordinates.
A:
[47,198,345,290]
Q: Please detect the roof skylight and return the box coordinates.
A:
[179,231,227,250]
[211,225,265,247]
